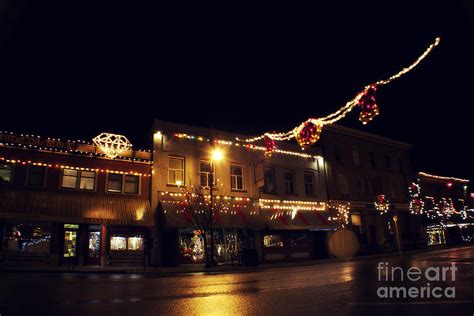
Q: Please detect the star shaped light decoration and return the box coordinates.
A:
[92,133,132,159]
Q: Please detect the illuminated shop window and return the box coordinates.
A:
[264,234,284,248]
[127,237,144,251]
[64,226,77,258]
[88,231,101,258]
[427,227,446,246]
[110,235,144,251]
[0,162,13,183]
[5,222,51,252]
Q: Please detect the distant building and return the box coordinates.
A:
[0,131,153,266]
[416,172,473,246]
[318,125,420,253]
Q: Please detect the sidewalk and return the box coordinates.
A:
[1,245,472,276]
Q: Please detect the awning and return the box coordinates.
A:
[0,188,153,226]
[159,201,335,230]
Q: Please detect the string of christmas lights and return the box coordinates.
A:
[237,37,441,152]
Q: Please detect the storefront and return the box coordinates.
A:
[0,188,153,266]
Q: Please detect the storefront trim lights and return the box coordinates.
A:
[418,172,469,184]
[0,157,151,177]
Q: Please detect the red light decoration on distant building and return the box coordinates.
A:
[447,182,453,188]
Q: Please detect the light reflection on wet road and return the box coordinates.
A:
[1,246,474,315]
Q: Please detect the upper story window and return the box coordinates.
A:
[200,161,212,188]
[27,166,46,187]
[335,144,343,164]
[371,177,384,196]
[61,169,95,191]
[336,174,349,197]
[304,171,315,196]
[356,177,368,199]
[263,167,276,194]
[0,162,13,183]
[107,173,140,194]
[124,175,139,194]
[398,158,404,173]
[369,152,376,168]
[284,170,295,194]
[352,148,360,166]
[230,164,244,190]
[168,156,184,185]
[385,155,391,169]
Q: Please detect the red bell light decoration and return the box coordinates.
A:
[294,121,323,149]
[358,85,380,125]
[264,135,276,157]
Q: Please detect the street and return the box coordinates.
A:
[1,246,474,316]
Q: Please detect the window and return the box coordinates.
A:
[107,174,140,194]
[107,173,123,193]
[64,224,78,258]
[62,169,95,190]
[0,162,13,183]
[369,152,376,168]
[352,148,360,166]
[356,177,368,199]
[263,234,284,248]
[385,155,391,169]
[124,175,139,194]
[230,164,244,190]
[80,171,95,190]
[290,232,308,248]
[110,235,144,252]
[304,171,315,196]
[398,158,404,173]
[263,168,276,193]
[200,161,212,187]
[27,166,46,187]
[168,156,184,185]
[4,222,51,252]
[284,170,295,194]
[335,144,343,164]
[336,174,349,196]
[371,177,384,196]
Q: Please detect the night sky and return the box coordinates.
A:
[1,1,473,182]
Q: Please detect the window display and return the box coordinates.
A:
[264,234,284,248]
[180,229,204,263]
[110,236,127,251]
[110,235,144,251]
[5,222,51,252]
[88,231,101,258]
[64,230,77,257]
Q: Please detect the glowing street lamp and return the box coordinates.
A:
[208,147,224,267]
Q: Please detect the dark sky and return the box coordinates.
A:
[1,1,473,181]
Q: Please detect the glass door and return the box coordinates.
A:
[63,224,78,262]
[87,230,101,265]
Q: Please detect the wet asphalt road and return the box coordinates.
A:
[1,246,474,316]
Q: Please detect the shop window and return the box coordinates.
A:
[263,234,284,248]
[230,164,244,190]
[180,229,205,263]
[110,236,127,251]
[27,165,46,187]
[107,173,123,193]
[64,224,78,257]
[4,222,51,252]
[284,170,295,194]
[263,168,276,194]
[168,156,184,185]
[62,169,95,190]
[304,171,315,196]
[127,236,144,251]
[0,162,13,183]
[110,235,144,251]
[200,161,212,187]
[290,232,308,248]
[124,175,139,194]
[88,231,101,258]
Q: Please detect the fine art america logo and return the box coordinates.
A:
[377,262,457,299]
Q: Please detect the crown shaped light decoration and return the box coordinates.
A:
[92,133,132,159]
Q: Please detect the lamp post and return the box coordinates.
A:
[208,148,223,267]
[393,215,402,255]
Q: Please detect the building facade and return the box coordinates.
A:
[0,131,153,267]
[151,120,334,266]
[318,125,420,253]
